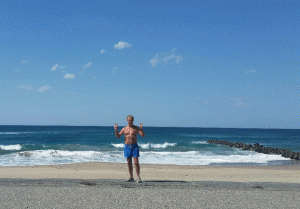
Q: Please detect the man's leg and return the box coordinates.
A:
[133,157,140,178]
[126,157,133,178]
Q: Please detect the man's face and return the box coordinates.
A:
[127,117,134,126]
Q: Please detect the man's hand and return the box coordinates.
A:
[139,123,143,130]
[139,123,145,137]
[114,123,123,138]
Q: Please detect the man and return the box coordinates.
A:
[114,115,145,183]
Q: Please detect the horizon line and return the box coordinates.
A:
[0,125,299,130]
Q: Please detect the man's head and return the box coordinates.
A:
[127,115,134,120]
[127,115,134,126]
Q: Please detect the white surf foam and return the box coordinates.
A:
[149,142,177,149]
[139,151,290,165]
[0,149,125,166]
[111,142,177,149]
[139,143,150,149]
[0,149,291,167]
[191,141,208,144]
[0,132,20,135]
[111,143,125,148]
[0,144,22,150]
[0,132,39,134]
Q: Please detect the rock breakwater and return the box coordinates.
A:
[207,139,300,161]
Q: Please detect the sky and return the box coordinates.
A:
[0,0,299,128]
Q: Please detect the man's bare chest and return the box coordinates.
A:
[125,127,138,135]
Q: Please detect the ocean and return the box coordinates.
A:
[0,126,299,167]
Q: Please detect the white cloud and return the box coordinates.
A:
[18,85,33,91]
[163,54,175,63]
[37,86,51,92]
[176,57,182,62]
[60,65,67,69]
[114,41,132,50]
[150,55,160,67]
[112,66,118,75]
[150,48,182,67]
[64,73,75,79]
[100,49,106,54]
[51,64,59,71]
[82,62,92,69]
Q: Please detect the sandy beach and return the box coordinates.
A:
[0,162,299,183]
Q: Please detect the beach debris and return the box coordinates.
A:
[250,185,264,189]
[50,150,58,155]
[121,185,135,188]
[19,152,31,157]
[79,180,96,186]
[207,139,300,161]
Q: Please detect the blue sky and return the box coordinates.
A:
[1,0,299,128]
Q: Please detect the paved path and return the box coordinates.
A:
[0,179,299,208]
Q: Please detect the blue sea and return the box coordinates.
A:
[0,126,299,167]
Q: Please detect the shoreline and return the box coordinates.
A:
[0,162,299,183]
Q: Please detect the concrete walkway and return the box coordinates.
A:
[0,179,299,208]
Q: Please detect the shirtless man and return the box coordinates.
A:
[114,115,145,183]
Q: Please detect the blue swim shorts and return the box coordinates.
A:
[124,143,140,158]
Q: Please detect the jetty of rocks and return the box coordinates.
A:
[207,139,300,161]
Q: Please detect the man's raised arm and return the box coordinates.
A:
[114,123,123,138]
[139,123,145,137]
